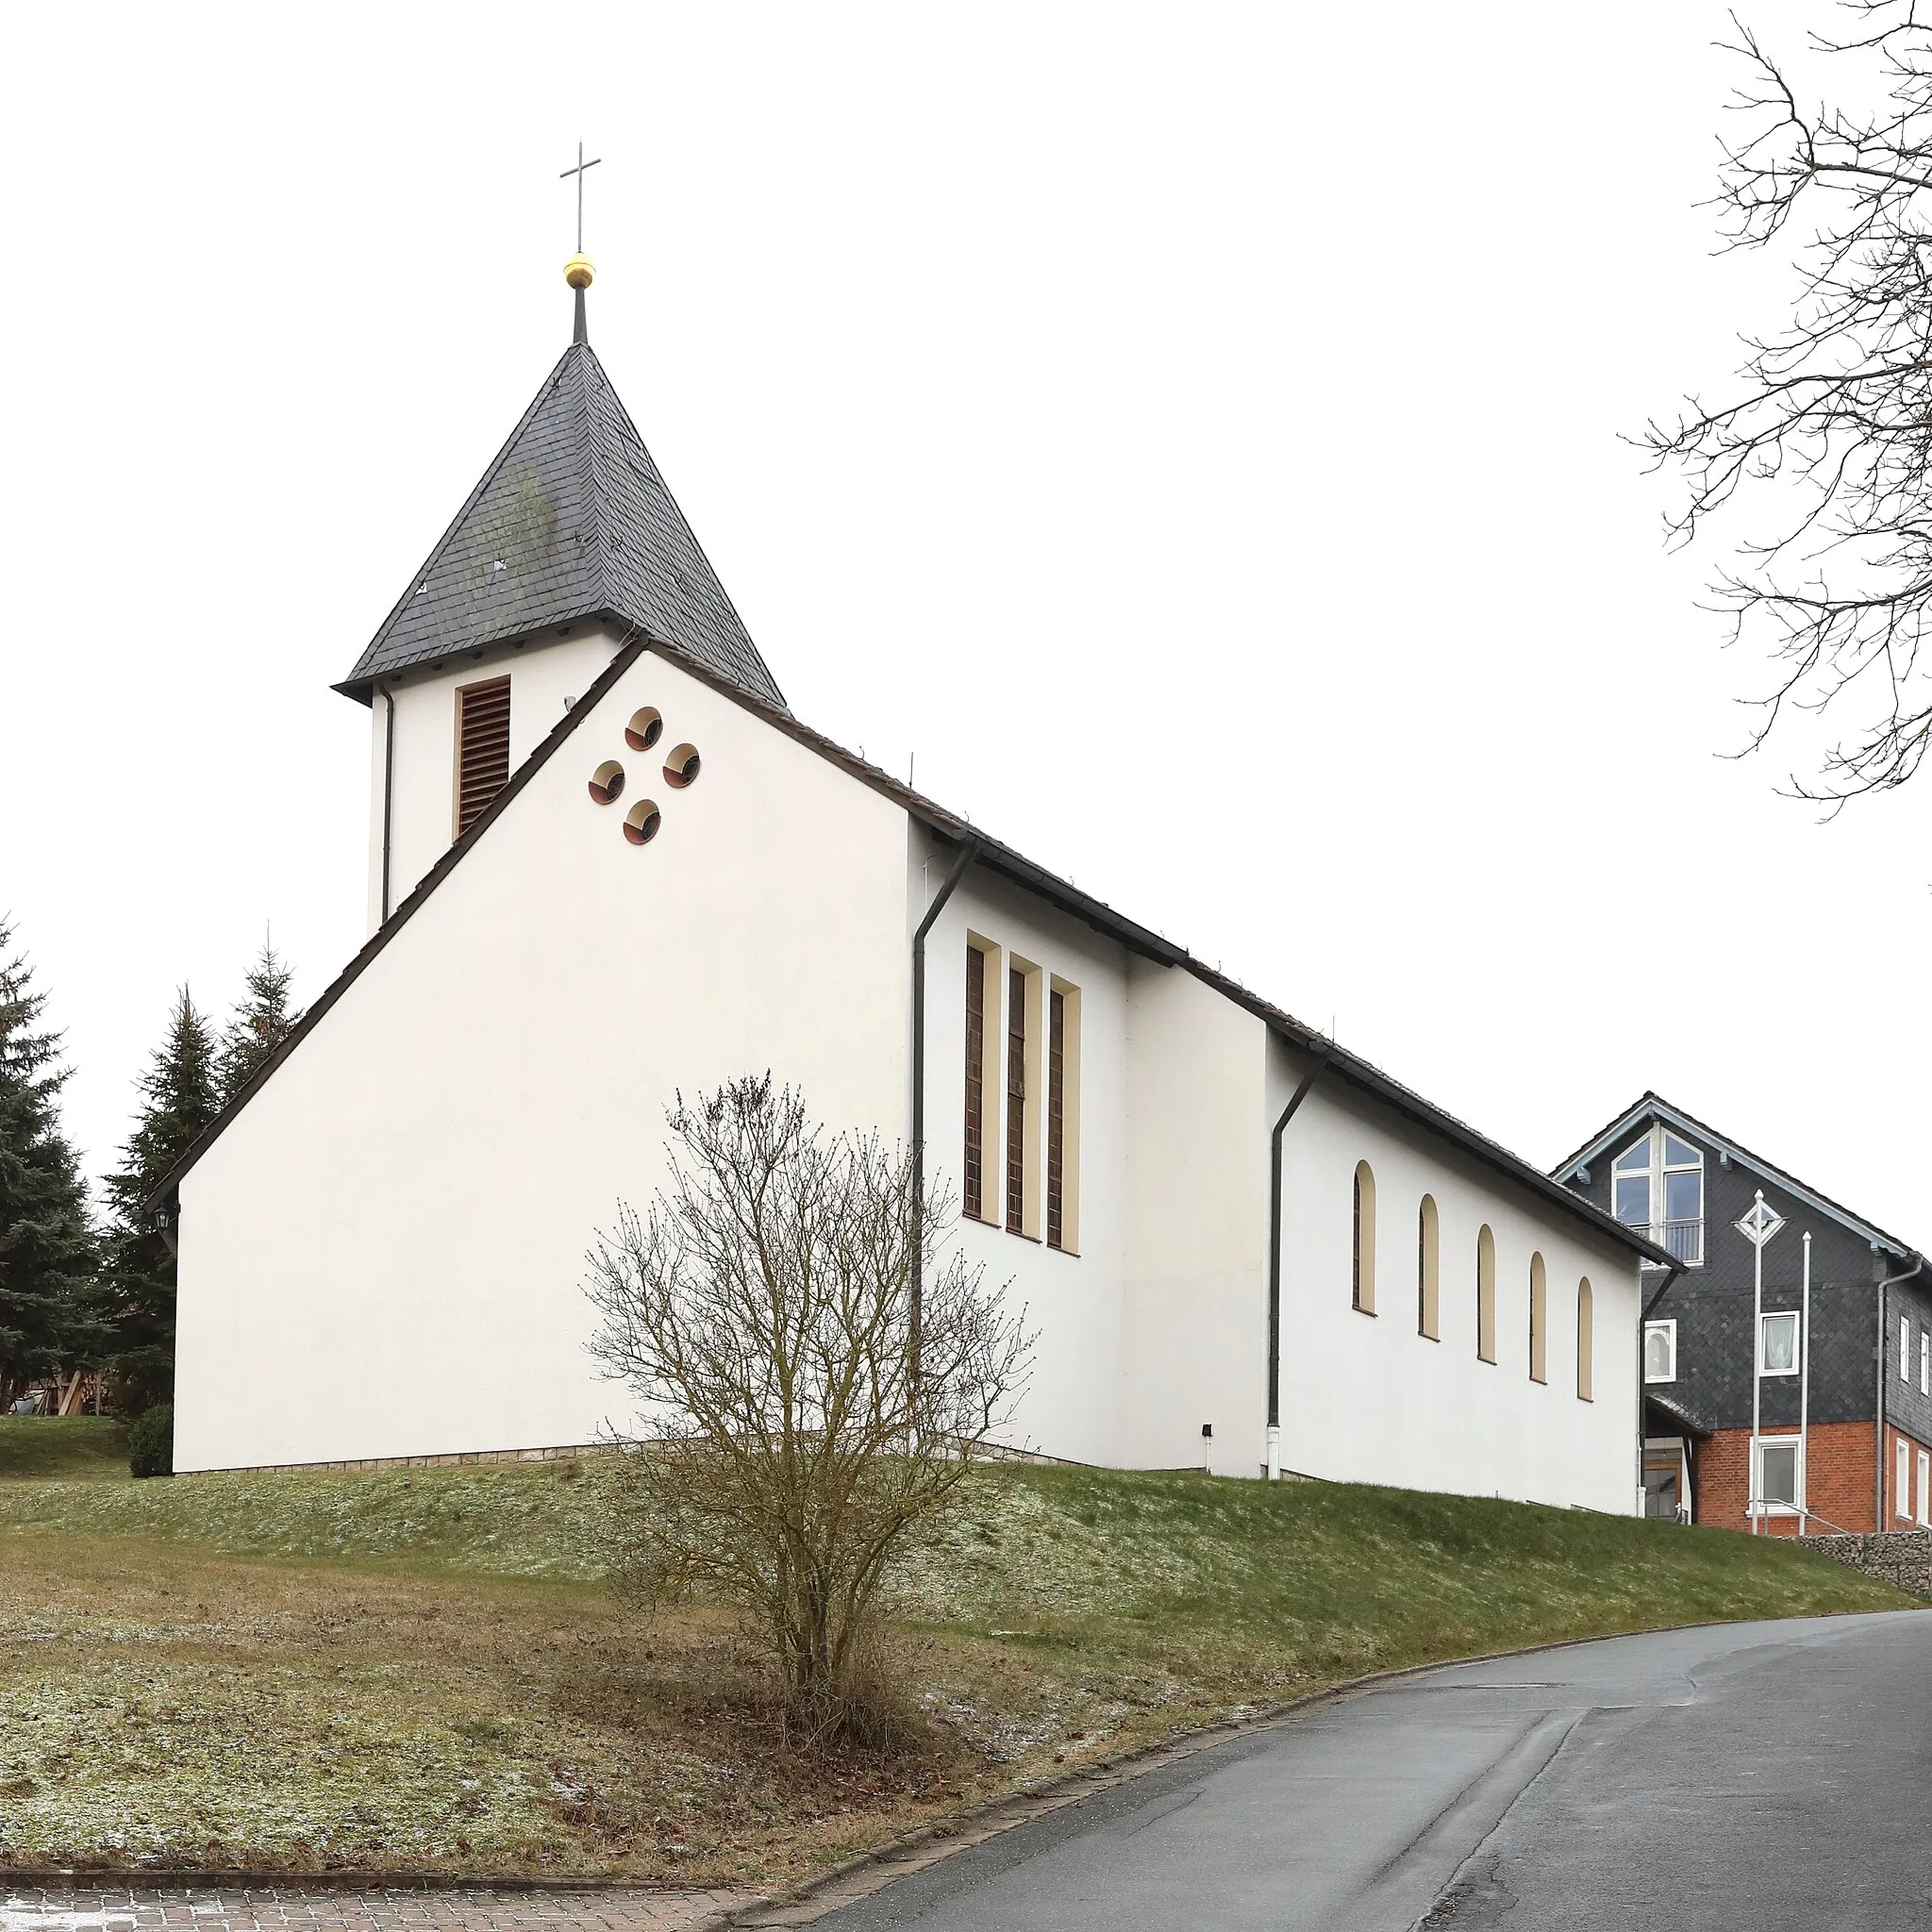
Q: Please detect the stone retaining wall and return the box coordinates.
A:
[1796,1528,1932,1599]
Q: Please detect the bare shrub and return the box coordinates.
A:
[584,1074,1031,1741]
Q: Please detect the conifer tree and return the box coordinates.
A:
[217,937,302,1105]
[0,918,99,1409]
[103,987,220,1414]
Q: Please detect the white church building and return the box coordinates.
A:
[158,259,1667,1509]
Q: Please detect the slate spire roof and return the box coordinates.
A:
[335,330,785,710]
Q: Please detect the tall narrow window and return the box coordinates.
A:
[1898,1436,1912,1521]
[1352,1162,1377,1314]
[1417,1194,1440,1340]
[963,944,986,1223]
[1576,1278,1594,1401]
[1903,1316,1913,1384]
[1528,1253,1547,1384]
[1045,977,1081,1253]
[1921,1330,1928,1396]
[1476,1224,1496,1363]
[1006,965,1026,1236]
[455,675,511,835]
[1046,988,1070,1250]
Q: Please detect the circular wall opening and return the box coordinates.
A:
[588,760,625,805]
[625,708,663,752]
[624,799,663,845]
[663,743,701,789]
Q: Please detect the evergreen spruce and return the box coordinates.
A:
[103,987,220,1414]
[0,918,99,1408]
[217,937,302,1105]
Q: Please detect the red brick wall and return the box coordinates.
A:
[1695,1421,1880,1535]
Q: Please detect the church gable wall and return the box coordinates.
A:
[366,627,625,930]
[1275,1059,1641,1513]
[175,649,910,1473]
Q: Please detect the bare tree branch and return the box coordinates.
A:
[583,1074,1033,1740]
[1646,2,1932,800]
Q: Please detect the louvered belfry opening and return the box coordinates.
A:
[456,676,512,836]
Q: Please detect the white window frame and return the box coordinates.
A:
[1753,1434,1802,1518]
[1921,1330,1928,1398]
[1898,1436,1913,1521]
[1611,1125,1705,1268]
[1918,1449,1930,1528]
[1757,1309,1800,1378]
[1642,1318,1677,1384]
[1904,1315,1914,1385]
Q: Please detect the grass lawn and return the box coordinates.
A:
[0,1419,1910,1883]
[0,1417,127,1481]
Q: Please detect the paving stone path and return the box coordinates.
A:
[0,1887,753,1932]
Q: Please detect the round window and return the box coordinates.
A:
[663,743,701,789]
[588,760,625,805]
[625,708,664,752]
[624,799,663,845]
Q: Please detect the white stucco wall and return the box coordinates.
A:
[179,647,910,1471]
[914,851,1131,1468]
[362,627,623,932]
[1271,1041,1642,1515]
[1119,962,1274,1476]
[189,650,1645,1507]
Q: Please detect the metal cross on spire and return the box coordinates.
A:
[560,142,602,254]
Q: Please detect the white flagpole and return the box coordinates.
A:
[1800,1232,1811,1534]
[1752,1191,1765,1535]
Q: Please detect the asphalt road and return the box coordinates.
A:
[805,1610,1932,1932]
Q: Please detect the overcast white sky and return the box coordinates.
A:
[3,3,1926,1236]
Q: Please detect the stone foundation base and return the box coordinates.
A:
[183,1441,620,1476]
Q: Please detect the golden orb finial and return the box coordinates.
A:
[565,253,595,291]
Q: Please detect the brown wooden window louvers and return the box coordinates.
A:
[1006,965,1026,1235]
[1047,988,1066,1250]
[456,676,512,836]
[963,945,986,1222]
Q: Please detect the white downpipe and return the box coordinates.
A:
[1265,1424,1280,1482]
[1799,1232,1812,1535]
[1751,1191,1765,1536]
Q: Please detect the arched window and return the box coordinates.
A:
[1576,1278,1594,1401]
[1528,1253,1547,1384]
[1476,1224,1496,1363]
[1417,1195,1440,1340]
[1352,1161,1377,1314]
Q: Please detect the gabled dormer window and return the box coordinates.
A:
[1612,1125,1704,1266]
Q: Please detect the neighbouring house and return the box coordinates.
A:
[150,258,1665,1507]
[1556,1093,1932,1534]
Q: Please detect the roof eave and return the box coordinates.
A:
[1554,1091,1919,1261]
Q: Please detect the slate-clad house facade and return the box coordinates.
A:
[1557,1094,1932,1534]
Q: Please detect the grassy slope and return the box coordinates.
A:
[0,1421,1909,1881]
[0,1417,127,1481]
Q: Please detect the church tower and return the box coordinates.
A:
[335,251,785,932]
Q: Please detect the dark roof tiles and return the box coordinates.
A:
[337,342,784,710]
